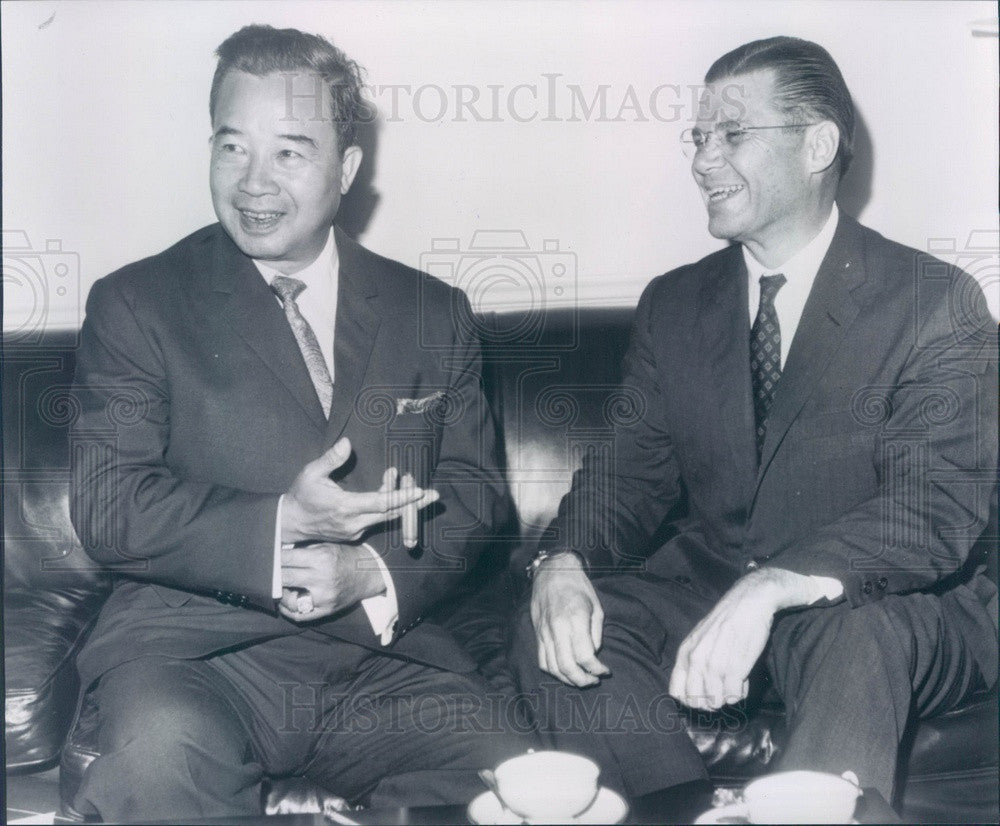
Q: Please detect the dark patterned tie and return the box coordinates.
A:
[270,275,333,417]
[750,273,786,459]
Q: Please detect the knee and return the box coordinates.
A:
[95,662,242,764]
[773,603,912,680]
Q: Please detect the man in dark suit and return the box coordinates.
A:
[70,24,530,821]
[510,36,997,804]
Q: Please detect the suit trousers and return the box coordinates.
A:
[75,631,536,822]
[509,573,986,802]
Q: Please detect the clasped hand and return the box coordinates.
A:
[279,543,384,622]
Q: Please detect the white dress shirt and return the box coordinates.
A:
[742,204,845,604]
[251,229,399,643]
[744,204,840,369]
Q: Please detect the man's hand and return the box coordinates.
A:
[282,438,438,545]
[669,568,822,710]
[279,543,385,622]
[530,552,611,687]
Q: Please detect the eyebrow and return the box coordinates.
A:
[276,133,319,150]
[212,126,318,151]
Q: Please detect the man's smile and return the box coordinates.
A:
[237,208,285,232]
[705,184,745,203]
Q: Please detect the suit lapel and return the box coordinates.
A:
[697,247,759,502]
[752,216,867,498]
[326,226,382,443]
[209,231,328,430]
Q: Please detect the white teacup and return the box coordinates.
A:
[708,770,861,824]
[492,750,600,822]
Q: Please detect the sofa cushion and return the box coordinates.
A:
[5,587,105,769]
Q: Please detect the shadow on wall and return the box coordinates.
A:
[837,106,873,221]
[336,111,381,240]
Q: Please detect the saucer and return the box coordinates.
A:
[467,786,628,825]
[693,807,859,824]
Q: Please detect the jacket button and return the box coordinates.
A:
[862,581,874,595]
[876,577,888,590]
[745,560,760,572]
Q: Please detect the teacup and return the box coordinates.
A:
[708,770,861,824]
[492,750,600,822]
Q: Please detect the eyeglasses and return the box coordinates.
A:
[680,122,817,158]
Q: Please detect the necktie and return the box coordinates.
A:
[270,275,333,417]
[750,273,786,459]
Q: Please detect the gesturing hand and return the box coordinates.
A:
[530,553,611,687]
[279,543,385,622]
[281,438,438,545]
[668,568,820,710]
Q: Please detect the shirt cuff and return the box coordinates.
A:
[272,495,286,600]
[360,543,398,645]
[807,574,844,604]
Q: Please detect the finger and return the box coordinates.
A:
[669,636,693,699]
[535,625,555,674]
[379,466,399,493]
[719,655,747,709]
[570,631,610,680]
[347,486,429,516]
[684,647,711,710]
[281,566,312,590]
[590,604,605,655]
[280,588,300,612]
[537,639,550,674]
[311,437,352,476]
[540,632,568,684]
[551,621,598,687]
[415,488,440,509]
[279,603,307,623]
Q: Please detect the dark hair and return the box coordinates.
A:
[210,24,367,153]
[705,36,855,177]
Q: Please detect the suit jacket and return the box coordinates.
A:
[71,224,510,689]
[539,215,998,675]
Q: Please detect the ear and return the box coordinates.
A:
[339,145,363,194]
[805,121,839,174]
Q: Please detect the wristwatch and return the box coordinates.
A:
[525,549,586,580]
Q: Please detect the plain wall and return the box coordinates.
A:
[3,0,997,332]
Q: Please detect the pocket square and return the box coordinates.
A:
[396,391,446,415]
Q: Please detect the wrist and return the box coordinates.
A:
[528,549,584,581]
[750,567,816,611]
[349,544,387,600]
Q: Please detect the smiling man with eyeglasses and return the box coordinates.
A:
[511,36,997,808]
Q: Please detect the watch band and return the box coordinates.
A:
[525,549,585,580]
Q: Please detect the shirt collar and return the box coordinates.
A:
[251,228,338,289]
[743,203,840,283]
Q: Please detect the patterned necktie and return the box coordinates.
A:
[750,273,786,459]
[270,275,333,417]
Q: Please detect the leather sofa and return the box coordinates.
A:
[5,309,998,823]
